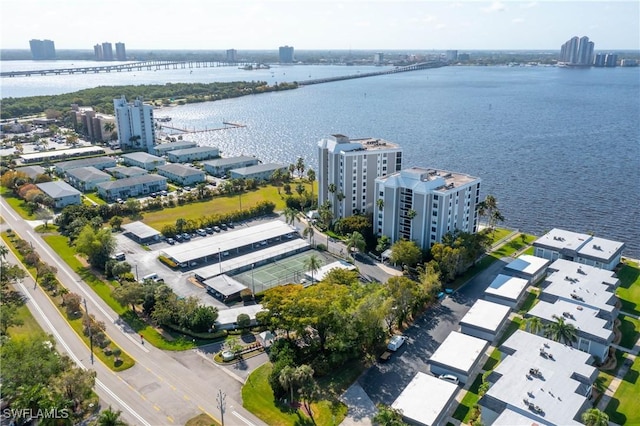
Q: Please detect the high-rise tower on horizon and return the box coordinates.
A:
[560,36,594,66]
[29,39,56,60]
[279,45,294,63]
[115,42,126,61]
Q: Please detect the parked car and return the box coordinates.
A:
[213,226,221,233]
[175,234,184,242]
[196,228,206,236]
[167,238,175,245]
[182,233,191,241]
[220,223,228,230]
[227,222,235,228]
[387,335,407,352]
[160,190,168,196]
[205,227,214,234]
[439,374,459,385]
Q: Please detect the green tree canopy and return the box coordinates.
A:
[389,239,422,267]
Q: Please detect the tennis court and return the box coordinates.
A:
[231,250,335,293]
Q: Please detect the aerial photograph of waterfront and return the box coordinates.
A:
[1,1,639,425]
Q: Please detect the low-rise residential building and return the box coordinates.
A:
[121,221,161,244]
[502,254,551,284]
[540,259,620,322]
[484,274,531,308]
[202,156,259,177]
[479,330,598,426]
[121,152,166,171]
[96,174,167,201]
[229,163,287,181]
[105,166,148,179]
[317,134,403,220]
[65,166,112,192]
[459,299,511,342]
[527,299,614,360]
[17,165,46,180]
[428,331,488,384]
[533,228,625,270]
[55,156,117,175]
[152,140,198,156]
[156,164,206,186]
[70,105,115,142]
[391,372,459,426]
[374,167,482,250]
[167,146,219,163]
[36,181,81,208]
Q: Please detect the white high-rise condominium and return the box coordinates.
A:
[317,134,403,220]
[113,96,156,153]
[374,167,481,250]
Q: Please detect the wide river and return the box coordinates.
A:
[2,61,639,257]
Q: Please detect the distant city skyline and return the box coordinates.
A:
[1,1,638,51]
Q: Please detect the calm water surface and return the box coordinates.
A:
[2,62,639,257]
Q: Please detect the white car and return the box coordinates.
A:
[439,374,460,385]
[387,335,407,352]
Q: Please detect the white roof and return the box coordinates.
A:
[429,331,488,374]
[157,163,205,177]
[504,254,551,277]
[577,236,625,262]
[203,156,257,167]
[543,259,619,314]
[376,166,480,193]
[527,299,614,341]
[66,166,111,182]
[534,228,624,263]
[121,221,161,240]
[391,372,458,426]
[163,220,297,265]
[459,300,511,333]
[36,181,81,198]
[484,274,530,302]
[21,146,105,161]
[306,260,356,282]
[487,330,596,426]
[215,304,264,326]
[203,274,247,297]
[121,151,164,163]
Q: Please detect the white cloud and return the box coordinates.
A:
[483,1,506,13]
[512,18,525,24]
[436,23,447,29]
[520,2,538,9]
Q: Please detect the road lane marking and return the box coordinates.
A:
[15,281,151,426]
[183,395,190,401]
[167,416,174,423]
[232,411,257,426]
[153,405,160,411]
[197,405,206,412]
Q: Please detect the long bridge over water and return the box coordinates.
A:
[0,60,254,77]
[297,61,447,85]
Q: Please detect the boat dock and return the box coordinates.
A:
[157,122,246,134]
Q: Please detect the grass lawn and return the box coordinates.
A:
[594,349,626,405]
[487,227,515,245]
[616,260,640,316]
[84,193,107,205]
[517,290,539,315]
[605,354,640,425]
[243,363,348,426]
[141,182,313,231]
[1,187,35,220]
[617,314,640,350]
[497,317,524,346]
[482,347,502,371]
[452,373,484,422]
[8,303,47,338]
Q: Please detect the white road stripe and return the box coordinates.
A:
[232,410,257,426]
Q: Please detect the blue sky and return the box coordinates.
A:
[1,1,638,51]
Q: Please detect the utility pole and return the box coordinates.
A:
[216,389,226,426]
[83,298,94,364]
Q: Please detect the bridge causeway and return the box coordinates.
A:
[297,61,447,85]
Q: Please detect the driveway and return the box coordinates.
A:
[358,257,510,405]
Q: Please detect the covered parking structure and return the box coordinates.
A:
[203,275,247,302]
[121,221,162,244]
[192,239,310,281]
[160,220,299,270]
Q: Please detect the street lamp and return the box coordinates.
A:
[83,298,94,364]
[216,389,226,426]
[251,263,255,297]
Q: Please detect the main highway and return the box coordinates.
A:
[1,197,266,426]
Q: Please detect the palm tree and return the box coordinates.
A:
[304,254,323,284]
[346,231,366,259]
[376,198,384,210]
[278,365,297,403]
[288,163,296,180]
[96,406,128,426]
[406,209,417,220]
[525,316,543,335]
[0,244,8,260]
[303,224,315,245]
[581,408,609,426]
[283,207,297,226]
[328,183,337,201]
[295,157,305,178]
[306,168,316,197]
[544,315,577,345]
[373,403,405,426]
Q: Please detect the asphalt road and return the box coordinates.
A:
[1,197,267,426]
[358,257,510,405]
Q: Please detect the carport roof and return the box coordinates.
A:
[121,221,161,240]
[459,299,511,333]
[484,274,529,302]
[203,274,247,297]
[504,254,551,276]
[161,220,296,264]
